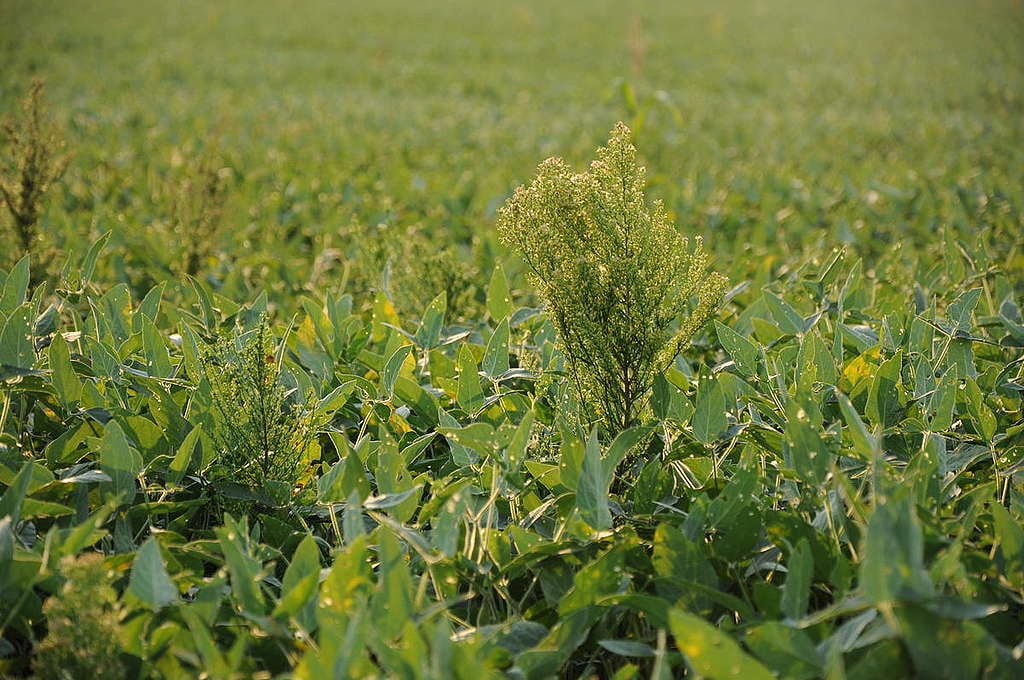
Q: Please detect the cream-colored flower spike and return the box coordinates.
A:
[497,123,727,433]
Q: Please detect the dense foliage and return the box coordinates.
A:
[1,1,1022,678]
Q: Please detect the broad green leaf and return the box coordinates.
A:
[371,527,414,639]
[784,397,829,486]
[896,604,1007,679]
[73,230,111,293]
[781,539,812,619]
[603,425,652,480]
[456,344,484,413]
[0,516,14,568]
[0,460,34,527]
[745,623,822,680]
[692,376,726,444]
[481,318,510,376]
[0,255,29,318]
[946,287,982,335]
[860,492,933,603]
[514,607,603,680]
[866,349,902,428]
[576,430,611,529]
[652,523,717,608]
[764,291,806,335]
[129,537,179,610]
[0,303,34,370]
[715,321,760,379]
[381,343,413,399]
[990,503,1024,588]
[836,388,879,462]
[140,314,173,378]
[927,371,957,431]
[669,609,774,680]
[963,378,996,443]
[168,425,202,485]
[415,291,446,349]
[598,639,656,657]
[505,409,534,475]
[273,571,319,620]
[652,372,693,422]
[48,333,82,408]
[216,516,266,615]
[98,420,142,504]
[487,265,512,321]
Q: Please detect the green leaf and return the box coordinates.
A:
[990,503,1024,588]
[456,344,484,413]
[896,604,1006,680]
[598,640,656,657]
[74,230,112,293]
[129,537,179,610]
[416,291,446,349]
[963,378,997,443]
[48,333,82,409]
[781,539,813,619]
[784,397,830,486]
[946,287,982,335]
[381,343,413,399]
[652,371,693,422]
[652,523,717,608]
[692,376,726,444]
[481,318,510,377]
[669,609,774,680]
[764,291,806,335]
[836,388,879,462]
[486,264,512,321]
[0,460,34,527]
[576,430,611,530]
[140,314,173,378]
[602,425,652,480]
[866,349,902,428]
[745,622,822,680]
[715,321,760,379]
[927,371,956,431]
[505,409,534,475]
[98,420,142,504]
[860,492,933,604]
[168,425,203,485]
[216,516,266,615]
[0,303,35,370]
[371,527,415,639]
[0,255,29,319]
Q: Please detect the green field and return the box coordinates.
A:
[1,1,1023,677]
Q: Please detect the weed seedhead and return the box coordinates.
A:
[0,78,69,272]
[497,122,727,434]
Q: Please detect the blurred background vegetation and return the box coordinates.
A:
[1,0,1021,313]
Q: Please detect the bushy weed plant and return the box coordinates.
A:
[202,321,317,508]
[170,155,229,276]
[32,554,125,680]
[0,79,69,274]
[498,123,726,432]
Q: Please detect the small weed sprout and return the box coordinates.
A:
[497,123,726,433]
[0,79,69,271]
[203,321,317,508]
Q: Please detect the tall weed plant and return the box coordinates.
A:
[498,123,726,432]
